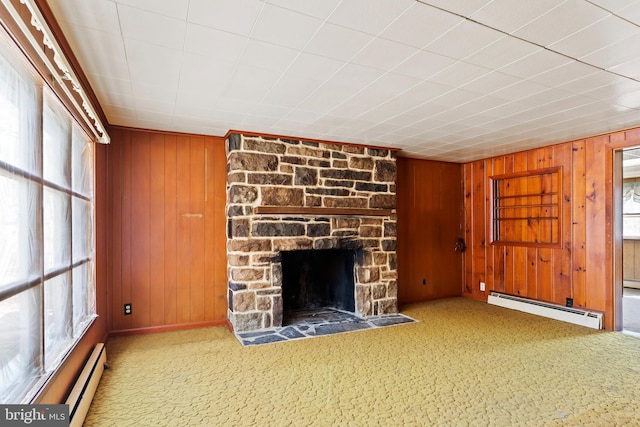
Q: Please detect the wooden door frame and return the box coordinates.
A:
[607,132,640,331]
[612,148,623,331]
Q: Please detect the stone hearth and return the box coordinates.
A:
[226,133,398,332]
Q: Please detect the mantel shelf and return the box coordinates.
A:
[254,206,393,217]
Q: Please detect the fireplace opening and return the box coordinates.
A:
[281,249,356,325]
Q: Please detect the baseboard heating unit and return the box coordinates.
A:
[487,292,603,329]
[66,343,107,427]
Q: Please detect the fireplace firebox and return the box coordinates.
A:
[281,249,356,324]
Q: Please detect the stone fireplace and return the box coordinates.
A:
[225,133,398,332]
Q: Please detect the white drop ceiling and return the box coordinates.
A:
[46,0,640,162]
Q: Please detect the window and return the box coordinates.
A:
[623,178,640,237]
[0,32,96,403]
[490,167,562,247]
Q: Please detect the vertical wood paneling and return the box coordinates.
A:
[130,132,151,328]
[109,129,123,331]
[526,153,538,297]
[164,135,178,325]
[485,159,494,294]
[108,128,228,332]
[503,155,515,296]
[471,160,486,298]
[149,134,165,325]
[176,136,192,324]
[585,136,607,311]
[120,130,132,331]
[463,126,640,330]
[537,147,553,302]
[211,139,228,319]
[572,140,587,307]
[552,143,572,303]
[204,138,228,320]
[464,163,473,295]
[492,157,506,293]
[397,157,463,303]
[189,137,206,322]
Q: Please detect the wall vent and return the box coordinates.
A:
[487,292,603,329]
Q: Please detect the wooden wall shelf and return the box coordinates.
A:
[254,206,393,217]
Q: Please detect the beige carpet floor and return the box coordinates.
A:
[85,298,640,426]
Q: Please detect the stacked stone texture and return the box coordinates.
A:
[226,134,398,332]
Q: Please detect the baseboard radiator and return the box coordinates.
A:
[66,343,107,427]
[487,292,603,329]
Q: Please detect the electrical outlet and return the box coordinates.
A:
[124,303,132,315]
[479,281,486,292]
[566,298,573,308]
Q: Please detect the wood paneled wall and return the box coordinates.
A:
[463,127,640,330]
[107,128,228,333]
[397,157,463,304]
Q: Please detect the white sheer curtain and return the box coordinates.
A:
[0,43,42,403]
[0,32,97,403]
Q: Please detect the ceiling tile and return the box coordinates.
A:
[263,0,341,19]
[391,50,458,80]
[558,71,624,95]
[424,20,504,60]
[464,36,540,69]
[401,81,454,103]
[115,0,190,19]
[428,61,493,88]
[124,40,183,87]
[187,0,263,36]
[86,73,132,100]
[305,23,373,61]
[61,27,130,80]
[49,0,120,34]
[183,24,247,63]
[613,89,640,109]
[327,0,414,35]
[616,2,640,25]
[513,0,610,47]
[497,48,570,78]
[421,0,494,17]
[587,0,640,13]
[491,80,549,101]
[224,64,282,101]
[48,0,640,162]
[177,53,234,96]
[286,53,344,81]
[460,71,523,96]
[548,15,640,59]
[238,40,299,73]
[102,104,137,119]
[470,0,563,33]
[609,57,640,80]
[528,61,600,87]
[351,38,418,72]
[263,74,322,107]
[380,3,464,48]
[582,32,640,70]
[117,4,186,50]
[251,4,323,50]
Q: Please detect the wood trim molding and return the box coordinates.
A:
[253,206,394,216]
[107,320,230,337]
[225,129,400,152]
